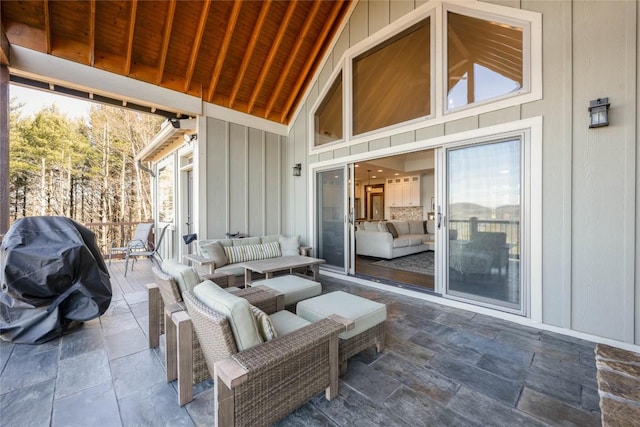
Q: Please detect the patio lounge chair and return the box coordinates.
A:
[125,224,171,276]
[108,222,153,266]
[182,282,350,426]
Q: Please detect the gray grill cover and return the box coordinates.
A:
[1,216,112,344]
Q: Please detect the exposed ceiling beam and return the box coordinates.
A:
[156,0,176,85]
[184,0,212,93]
[0,24,9,65]
[125,0,138,76]
[265,1,321,119]
[43,0,51,54]
[89,0,96,66]
[228,0,271,109]
[206,0,242,102]
[280,0,343,122]
[247,0,297,114]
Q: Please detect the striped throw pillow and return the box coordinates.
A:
[250,305,277,342]
[223,241,282,264]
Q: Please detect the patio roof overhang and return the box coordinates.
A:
[1,0,351,125]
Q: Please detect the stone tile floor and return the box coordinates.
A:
[1,259,602,426]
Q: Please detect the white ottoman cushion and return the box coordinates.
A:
[251,275,322,306]
[269,310,312,336]
[296,291,387,340]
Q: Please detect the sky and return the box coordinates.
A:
[10,84,92,120]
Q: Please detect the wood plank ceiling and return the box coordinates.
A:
[1,0,351,124]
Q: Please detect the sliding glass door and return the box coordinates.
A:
[316,167,348,272]
[443,138,524,313]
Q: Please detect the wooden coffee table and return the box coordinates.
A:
[239,255,325,286]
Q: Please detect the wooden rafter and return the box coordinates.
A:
[228,0,271,109]
[280,0,343,122]
[184,0,212,93]
[265,1,321,119]
[124,0,138,75]
[89,0,95,65]
[43,0,51,54]
[0,24,9,65]
[247,0,297,114]
[156,0,176,85]
[206,0,242,102]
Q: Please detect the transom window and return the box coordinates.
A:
[447,12,524,111]
[309,1,540,151]
[353,19,431,136]
[314,72,343,147]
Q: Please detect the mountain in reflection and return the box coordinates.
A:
[449,203,520,222]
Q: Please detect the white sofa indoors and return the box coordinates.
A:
[193,235,305,279]
[356,220,434,259]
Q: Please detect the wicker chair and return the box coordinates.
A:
[147,266,283,405]
[182,289,349,426]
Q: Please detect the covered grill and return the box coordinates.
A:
[1,216,112,344]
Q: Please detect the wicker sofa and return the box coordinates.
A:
[189,235,308,282]
[356,220,434,259]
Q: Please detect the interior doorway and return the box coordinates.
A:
[364,184,385,220]
[352,149,436,292]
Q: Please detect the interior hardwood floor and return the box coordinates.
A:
[355,254,435,292]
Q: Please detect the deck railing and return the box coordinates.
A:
[448,217,520,258]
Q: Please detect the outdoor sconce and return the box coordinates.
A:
[183,133,197,143]
[293,163,302,177]
[588,98,610,128]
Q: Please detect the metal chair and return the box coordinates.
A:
[108,222,153,266]
[124,224,170,276]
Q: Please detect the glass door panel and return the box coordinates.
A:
[446,138,522,312]
[317,168,346,271]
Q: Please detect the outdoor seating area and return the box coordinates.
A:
[0,258,603,426]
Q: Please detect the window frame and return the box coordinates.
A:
[308,0,541,155]
[309,66,345,150]
[443,3,533,115]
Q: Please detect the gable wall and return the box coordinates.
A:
[288,0,639,346]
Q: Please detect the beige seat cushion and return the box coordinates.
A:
[162,260,200,293]
[251,275,321,306]
[200,241,228,268]
[193,280,262,351]
[269,310,311,336]
[296,291,387,340]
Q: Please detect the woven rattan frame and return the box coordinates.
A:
[183,289,345,426]
[149,264,283,406]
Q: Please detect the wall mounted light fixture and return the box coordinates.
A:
[183,133,197,142]
[293,163,302,177]
[588,98,610,128]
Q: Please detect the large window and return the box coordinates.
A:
[352,19,431,136]
[314,72,343,147]
[447,12,524,111]
[309,1,540,151]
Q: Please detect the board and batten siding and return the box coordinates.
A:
[289,0,640,347]
[205,117,287,240]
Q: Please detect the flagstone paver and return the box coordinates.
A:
[0,259,603,426]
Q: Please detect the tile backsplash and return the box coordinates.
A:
[390,206,423,221]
